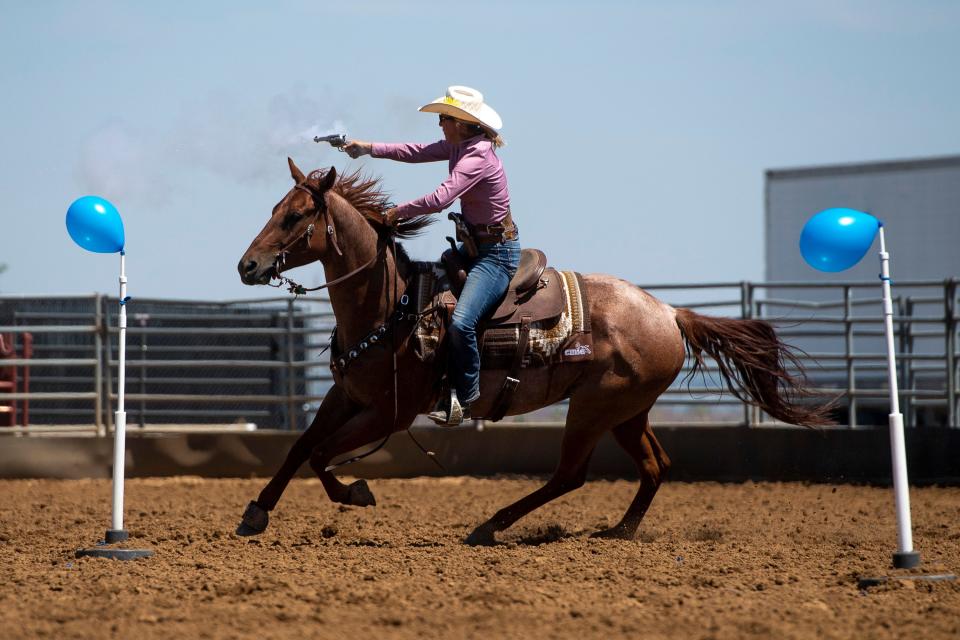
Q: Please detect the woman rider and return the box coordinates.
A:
[344,86,520,426]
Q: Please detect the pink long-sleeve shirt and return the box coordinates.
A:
[371,135,510,226]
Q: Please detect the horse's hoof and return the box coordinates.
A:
[465,525,497,547]
[590,525,636,540]
[347,480,377,507]
[235,500,269,536]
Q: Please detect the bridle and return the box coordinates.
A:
[267,182,385,296]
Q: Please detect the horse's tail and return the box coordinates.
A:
[674,308,836,427]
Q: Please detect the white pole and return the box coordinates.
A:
[111,250,128,534]
[77,243,153,558]
[878,226,920,569]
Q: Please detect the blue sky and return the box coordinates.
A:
[1,1,958,299]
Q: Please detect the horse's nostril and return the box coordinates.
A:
[239,259,258,276]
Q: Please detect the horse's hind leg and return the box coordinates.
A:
[465,403,609,546]
[591,412,671,540]
[236,385,357,536]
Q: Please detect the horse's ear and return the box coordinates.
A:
[317,166,337,193]
[288,157,306,184]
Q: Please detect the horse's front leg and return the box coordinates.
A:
[236,385,358,536]
[308,404,416,508]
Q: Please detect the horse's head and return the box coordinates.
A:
[238,158,339,285]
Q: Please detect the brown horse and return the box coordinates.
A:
[235,158,834,545]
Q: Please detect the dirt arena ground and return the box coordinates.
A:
[1,477,958,640]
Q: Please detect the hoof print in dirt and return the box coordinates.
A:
[464,525,497,547]
[236,500,269,536]
[589,526,636,540]
[347,480,377,507]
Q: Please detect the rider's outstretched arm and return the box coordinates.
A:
[345,140,450,163]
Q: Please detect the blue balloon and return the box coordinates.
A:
[800,208,879,272]
[66,196,125,253]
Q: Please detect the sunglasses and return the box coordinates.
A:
[438,114,455,124]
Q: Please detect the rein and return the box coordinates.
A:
[270,244,386,296]
[322,235,445,474]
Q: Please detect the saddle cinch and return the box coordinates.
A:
[411,247,593,422]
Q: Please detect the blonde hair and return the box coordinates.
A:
[460,121,505,148]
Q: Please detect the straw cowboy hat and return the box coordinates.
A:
[419,86,503,132]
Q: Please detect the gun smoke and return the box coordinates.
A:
[74,88,348,205]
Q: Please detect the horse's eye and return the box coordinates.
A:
[281,212,304,230]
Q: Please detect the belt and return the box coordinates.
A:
[469,210,518,244]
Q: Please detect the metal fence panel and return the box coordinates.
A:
[0,281,957,434]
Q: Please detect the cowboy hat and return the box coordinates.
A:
[418,86,502,131]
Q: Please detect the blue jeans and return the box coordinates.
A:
[448,238,521,404]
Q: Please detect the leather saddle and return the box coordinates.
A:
[440,247,563,327]
[435,247,564,422]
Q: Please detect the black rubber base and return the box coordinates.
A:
[76,547,154,560]
[893,550,922,569]
[75,529,154,561]
[858,573,956,590]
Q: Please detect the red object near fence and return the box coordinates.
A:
[0,333,31,427]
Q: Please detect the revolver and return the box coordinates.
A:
[313,134,347,150]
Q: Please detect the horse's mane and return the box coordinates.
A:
[310,169,434,241]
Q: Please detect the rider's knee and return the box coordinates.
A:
[448,315,476,340]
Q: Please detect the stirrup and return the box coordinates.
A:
[427,388,470,427]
